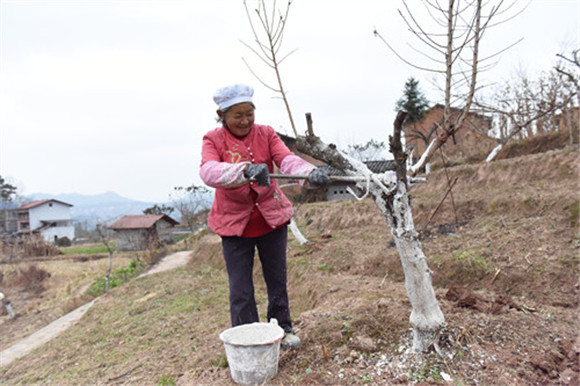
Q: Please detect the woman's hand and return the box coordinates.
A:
[244,164,271,187]
[308,167,330,187]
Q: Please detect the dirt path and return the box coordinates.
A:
[0,250,193,368]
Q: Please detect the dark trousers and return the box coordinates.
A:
[221,225,292,333]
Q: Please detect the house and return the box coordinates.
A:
[403,104,496,168]
[323,161,397,201]
[108,214,179,251]
[0,202,19,236]
[15,199,75,243]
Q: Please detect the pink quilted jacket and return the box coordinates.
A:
[200,124,314,236]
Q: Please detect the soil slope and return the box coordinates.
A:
[0,145,578,385]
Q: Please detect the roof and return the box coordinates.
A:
[108,214,179,230]
[18,199,73,210]
[323,160,397,177]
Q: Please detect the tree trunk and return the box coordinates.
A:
[289,217,308,245]
[386,182,445,351]
[296,111,444,351]
[105,251,113,292]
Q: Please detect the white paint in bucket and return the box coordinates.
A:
[219,319,285,385]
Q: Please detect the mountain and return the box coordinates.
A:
[27,191,163,228]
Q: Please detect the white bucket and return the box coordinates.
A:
[219,319,285,385]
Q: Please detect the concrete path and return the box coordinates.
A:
[0,250,193,368]
[138,251,192,278]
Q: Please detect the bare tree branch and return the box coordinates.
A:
[242,0,298,137]
[373,29,443,74]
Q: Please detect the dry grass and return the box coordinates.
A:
[0,145,578,385]
[0,253,138,351]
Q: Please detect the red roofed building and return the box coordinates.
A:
[16,199,74,243]
[108,214,179,251]
[403,104,496,169]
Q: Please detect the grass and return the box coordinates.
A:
[1,146,578,384]
[5,257,231,384]
[60,243,113,255]
[85,259,143,296]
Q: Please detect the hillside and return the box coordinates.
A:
[0,144,578,385]
[27,191,162,228]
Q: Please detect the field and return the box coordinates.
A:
[0,142,578,385]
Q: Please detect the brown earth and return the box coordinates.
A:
[0,142,578,385]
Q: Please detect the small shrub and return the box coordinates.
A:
[55,237,72,247]
[21,235,61,257]
[16,264,51,294]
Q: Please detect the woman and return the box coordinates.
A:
[200,84,329,349]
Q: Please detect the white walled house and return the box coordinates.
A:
[16,199,75,243]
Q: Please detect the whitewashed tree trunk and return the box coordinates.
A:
[385,183,444,351]
[289,217,308,245]
[486,143,504,162]
[297,111,445,351]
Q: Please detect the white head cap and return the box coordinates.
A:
[213,84,254,110]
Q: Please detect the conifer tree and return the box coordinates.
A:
[395,77,430,124]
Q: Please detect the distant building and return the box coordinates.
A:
[403,104,496,169]
[108,214,179,251]
[0,202,19,236]
[323,161,397,201]
[15,199,75,243]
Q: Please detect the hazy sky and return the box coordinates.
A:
[1,0,578,202]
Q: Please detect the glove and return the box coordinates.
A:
[243,163,271,187]
[308,167,330,187]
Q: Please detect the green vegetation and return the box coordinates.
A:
[61,243,113,255]
[569,200,579,227]
[85,259,142,296]
[408,356,443,383]
[156,375,177,386]
[454,248,491,276]
[173,234,190,243]
[211,353,228,368]
[316,262,334,273]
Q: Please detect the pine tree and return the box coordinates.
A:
[395,77,430,124]
[0,176,17,202]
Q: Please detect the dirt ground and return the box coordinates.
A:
[0,143,578,385]
[189,144,580,385]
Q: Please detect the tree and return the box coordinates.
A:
[96,224,116,292]
[242,0,451,352]
[395,77,430,124]
[0,176,17,203]
[143,204,175,216]
[297,112,444,352]
[1,176,18,235]
[395,77,432,159]
[345,139,388,162]
[242,0,298,136]
[171,185,211,232]
[375,0,525,175]
[556,49,580,106]
[480,50,578,162]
